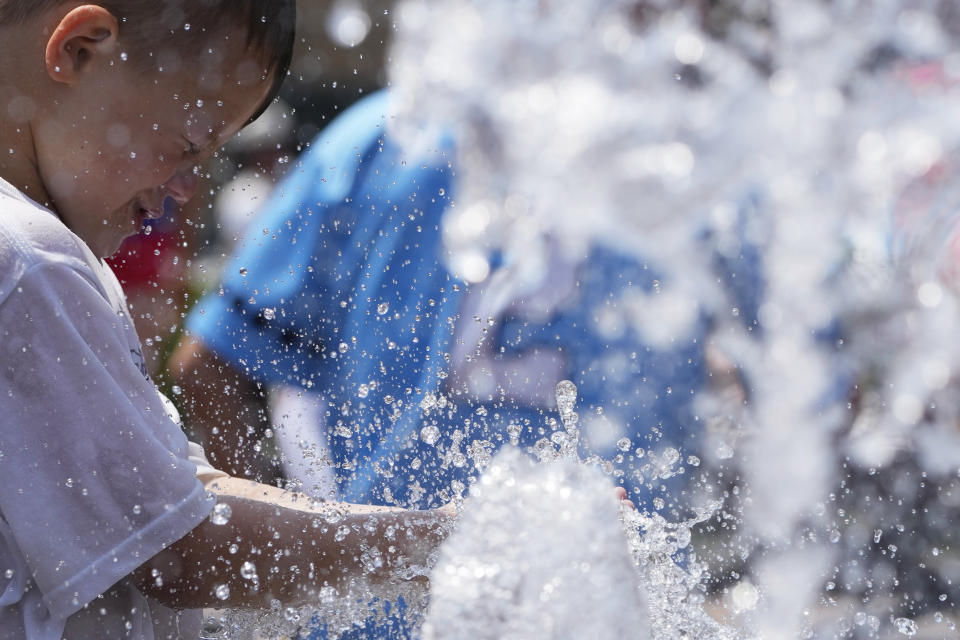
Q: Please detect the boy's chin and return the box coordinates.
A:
[96,207,145,257]
[95,230,135,259]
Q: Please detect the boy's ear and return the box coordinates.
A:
[45,5,120,85]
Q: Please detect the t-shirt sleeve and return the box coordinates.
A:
[0,262,215,621]
[186,147,333,386]
[186,95,390,386]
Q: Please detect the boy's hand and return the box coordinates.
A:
[436,502,460,519]
[615,486,636,510]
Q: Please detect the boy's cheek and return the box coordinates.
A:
[121,143,161,176]
[96,139,180,195]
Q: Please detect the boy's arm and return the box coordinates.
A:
[132,476,452,609]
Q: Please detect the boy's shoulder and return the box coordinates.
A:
[0,179,97,305]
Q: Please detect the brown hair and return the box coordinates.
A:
[0,0,297,121]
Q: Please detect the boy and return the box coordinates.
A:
[0,3,455,638]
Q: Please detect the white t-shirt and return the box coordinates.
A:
[0,178,220,639]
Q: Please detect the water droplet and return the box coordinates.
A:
[171,385,182,396]
[894,617,917,636]
[420,393,437,410]
[201,616,224,637]
[129,151,136,159]
[184,23,191,31]
[132,504,142,515]
[731,579,759,611]
[338,342,349,353]
[240,561,257,580]
[324,508,343,524]
[262,307,276,321]
[420,425,441,446]
[238,267,248,276]
[214,583,230,600]
[377,302,390,315]
[662,447,680,466]
[555,380,577,416]
[65,477,74,488]
[873,529,882,544]
[210,503,232,525]
[142,224,152,236]
[357,383,369,398]
[4,569,13,579]
[616,437,631,452]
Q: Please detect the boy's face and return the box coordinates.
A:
[34,30,274,257]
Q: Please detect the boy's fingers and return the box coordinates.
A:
[438,502,459,519]
[614,486,636,510]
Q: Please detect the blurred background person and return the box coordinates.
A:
[168,77,766,510]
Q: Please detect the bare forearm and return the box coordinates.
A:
[134,478,452,609]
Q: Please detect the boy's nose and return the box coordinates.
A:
[162,167,200,205]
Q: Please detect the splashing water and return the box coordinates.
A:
[424,382,739,640]
[218,384,733,638]
[421,448,649,640]
[389,0,960,636]
[553,380,580,459]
